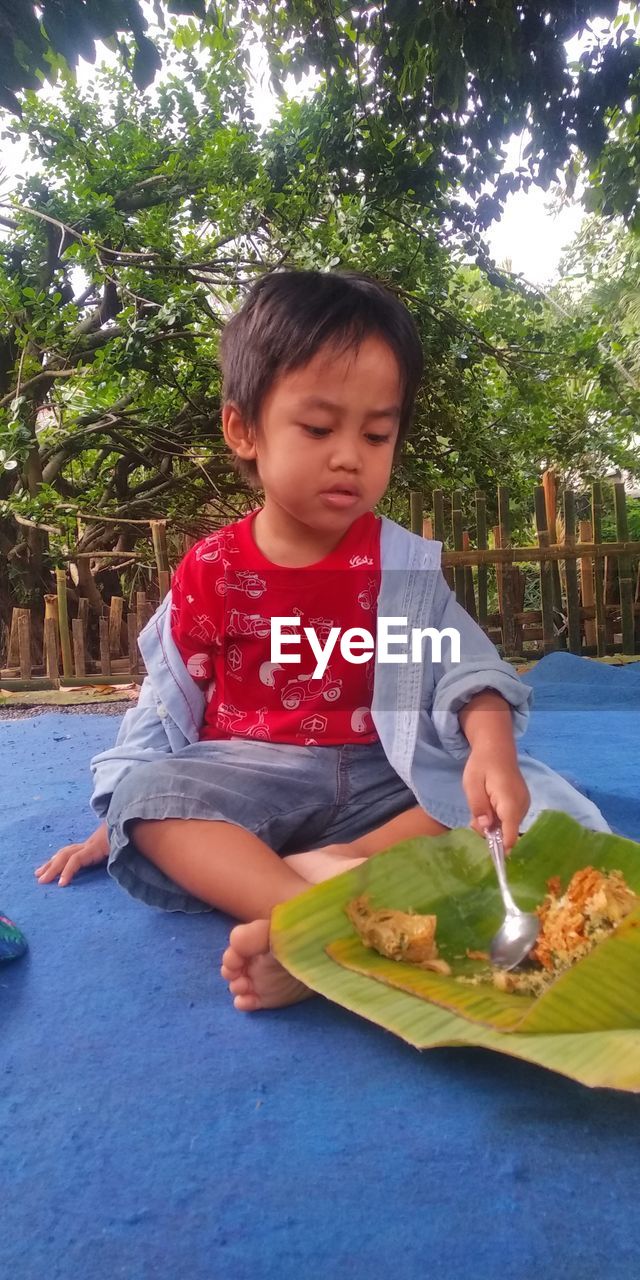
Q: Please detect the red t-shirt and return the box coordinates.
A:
[170,508,382,745]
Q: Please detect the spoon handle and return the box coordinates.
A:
[484,825,521,917]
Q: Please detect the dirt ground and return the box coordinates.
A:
[0,700,129,721]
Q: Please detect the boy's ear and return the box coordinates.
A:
[222,402,257,459]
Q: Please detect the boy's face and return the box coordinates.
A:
[223,333,403,537]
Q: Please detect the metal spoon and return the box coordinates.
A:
[484,825,540,970]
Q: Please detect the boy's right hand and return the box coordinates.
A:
[34,822,110,887]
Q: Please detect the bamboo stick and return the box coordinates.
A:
[127,612,139,676]
[43,595,60,672]
[563,490,582,654]
[55,569,74,678]
[136,591,146,633]
[99,617,112,677]
[7,609,22,667]
[75,513,166,526]
[604,555,617,604]
[433,489,445,543]
[614,481,635,654]
[71,551,140,559]
[452,489,466,605]
[158,569,171,599]
[422,516,433,539]
[109,597,124,655]
[603,553,617,648]
[440,541,640,565]
[534,486,556,654]
[0,678,57,692]
[150,519,170,575]
[409,490,423,536]
[44,594,59,624]
[462,531,477,619]
[72,618,86,677]
[542,469,558,543]
[43,616,59,681]
[591,482,607,657]
[578,520,597,647]
[18,611,31,680]
[433,489,452,588]
[59,675,143,687]
[497,486,517,656]
[475,490,488,630]
[136,590,152,633]
[543,467,565,644]
[77,596,89,639]
[493,526,504,617]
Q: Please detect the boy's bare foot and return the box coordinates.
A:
[220,919,313,1011]
[282,844,367,885]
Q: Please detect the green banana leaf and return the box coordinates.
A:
[270,811,640,1092]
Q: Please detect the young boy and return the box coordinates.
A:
[35,268,609,1011]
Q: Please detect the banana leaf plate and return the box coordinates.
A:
[271,812,640,1092]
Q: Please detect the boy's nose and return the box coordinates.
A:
[327,438,362,471]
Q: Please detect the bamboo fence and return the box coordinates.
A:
[2,478,640,691]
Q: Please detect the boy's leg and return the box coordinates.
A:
[131,807,445,910]
[284,804,448,884]
[130,817,309,921]
[346,804,448,857]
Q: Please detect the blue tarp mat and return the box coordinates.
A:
[2,652,640,1280]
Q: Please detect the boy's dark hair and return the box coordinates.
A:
[218,268,424,490]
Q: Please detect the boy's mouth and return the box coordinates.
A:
[319,487,361,508]
[321,486,359,496]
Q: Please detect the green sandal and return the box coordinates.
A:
[0,913,28,961]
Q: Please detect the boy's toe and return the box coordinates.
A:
[227,974,253,996]
[220,945,245,977]
[228,918,271,958]
[233,992,263,1012]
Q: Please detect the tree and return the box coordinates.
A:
[243,1,640,238]
[4,5,640,235]
[0,0,206,112]
[1,17,639,624]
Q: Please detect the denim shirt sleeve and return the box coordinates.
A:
[429,571,533,758]
[89,677,173,820]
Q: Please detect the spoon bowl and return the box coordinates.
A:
[489,909,541,970]
[484,826,540,971]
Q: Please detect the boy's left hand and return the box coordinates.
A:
[462,750,530,852]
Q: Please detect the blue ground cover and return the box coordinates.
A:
[1,653,639,1280]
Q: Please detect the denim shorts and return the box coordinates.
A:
[106,738,420,913]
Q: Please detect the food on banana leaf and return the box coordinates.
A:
[345,894,451,974]
[347,868,638,996]
[492,866,638,994]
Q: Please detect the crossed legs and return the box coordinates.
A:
[130,803,448,1010]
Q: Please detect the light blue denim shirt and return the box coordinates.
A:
[90,515,610,834]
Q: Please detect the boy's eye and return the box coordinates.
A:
[301,425,391,444]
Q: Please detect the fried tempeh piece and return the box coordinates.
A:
[346,894,451,973]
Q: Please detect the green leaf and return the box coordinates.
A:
[166,0,206,15]
[132,34,162,90]
[271,813,640,1092]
